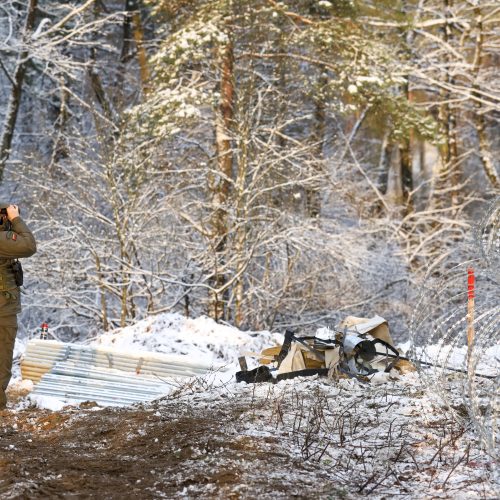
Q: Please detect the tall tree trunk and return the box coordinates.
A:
[126,0,150,93]
[49,75,70,169]
[121,0,133,62]
[275,26,289,150]
[437,0,460,207]
[378,128,390,194]
[88,1,118,126]
[407,0,439,211]
[400,4,420,212]
[306,70,327,219]
[93,252,109,331]
[400,84,414,210]
[208,36,234,322]
[0,0,38,182]
[471,6,499,189]
[233,123,248,328]
[385,143,405,211]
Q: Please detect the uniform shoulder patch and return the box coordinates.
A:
[6,231,17,241]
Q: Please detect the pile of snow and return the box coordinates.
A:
[91,313,282,371]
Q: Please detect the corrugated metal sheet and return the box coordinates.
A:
[21,339,221,407]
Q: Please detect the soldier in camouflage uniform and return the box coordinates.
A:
[0,203,36,410]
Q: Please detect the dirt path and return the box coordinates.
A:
[0,399,334,499]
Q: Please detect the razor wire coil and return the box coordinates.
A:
[410,197,499,462]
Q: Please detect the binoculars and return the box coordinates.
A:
[0,207,20,216]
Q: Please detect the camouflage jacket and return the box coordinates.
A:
[0,217,36,317]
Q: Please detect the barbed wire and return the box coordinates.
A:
[410,197,499,462]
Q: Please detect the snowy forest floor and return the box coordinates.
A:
[1,372,497,499]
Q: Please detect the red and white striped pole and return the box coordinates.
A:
[467,268,475,352]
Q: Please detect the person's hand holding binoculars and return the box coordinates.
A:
[1,205,20,221]
[7,205,20,221]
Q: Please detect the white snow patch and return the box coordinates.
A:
[28,394,73,411]
[91,313,282,372]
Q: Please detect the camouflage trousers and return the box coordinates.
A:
[0,316,18,409]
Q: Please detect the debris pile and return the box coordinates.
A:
[237,315,415,383]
